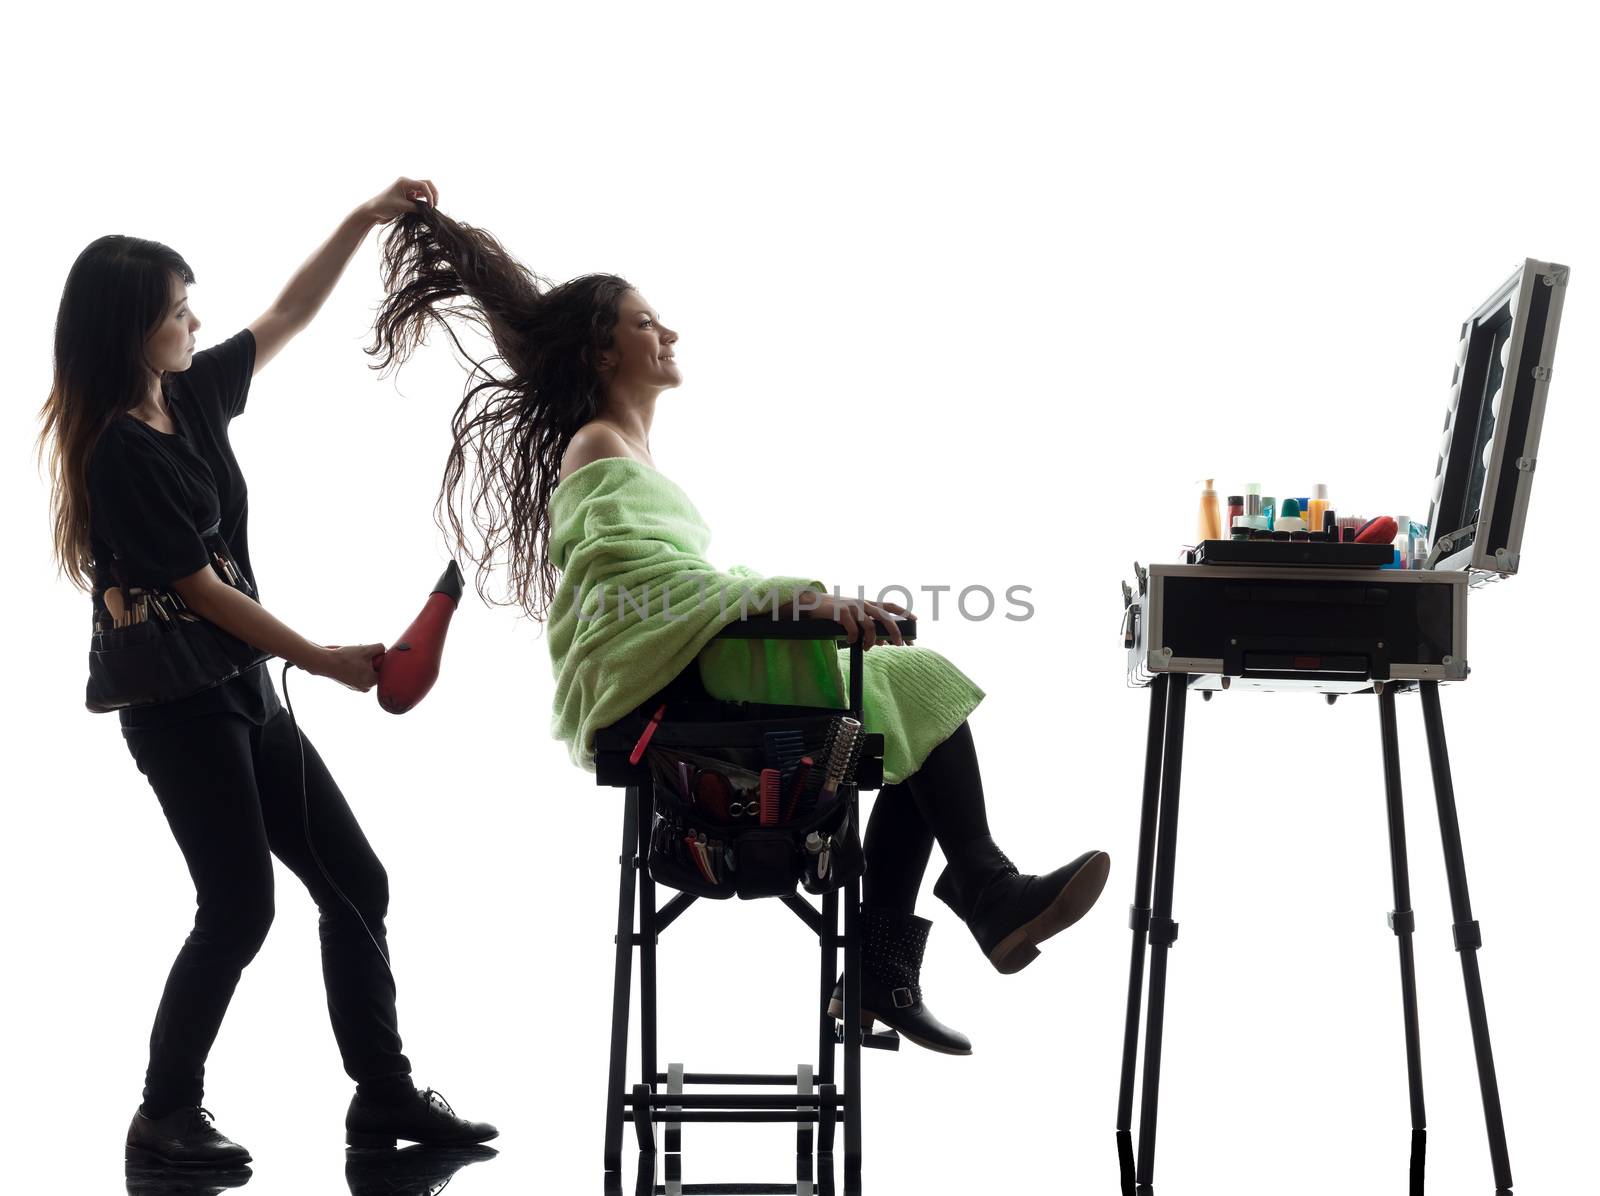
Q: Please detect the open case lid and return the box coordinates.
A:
[1423,257,1569,581]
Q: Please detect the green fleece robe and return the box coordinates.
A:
[547,457,984,783]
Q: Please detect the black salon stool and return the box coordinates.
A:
[593,614,914,1185]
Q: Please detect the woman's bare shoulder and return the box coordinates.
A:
[558,422,635,484]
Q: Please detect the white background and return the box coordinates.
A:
[5,3,1596,1193]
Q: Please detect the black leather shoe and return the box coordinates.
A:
[345,1086,498,1149]
[826,907,972,1055]
[935,843,1111,974]
[125,1106,252,1169]
[345,1143,499,1196]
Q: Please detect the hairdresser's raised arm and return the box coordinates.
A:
[248,176,439,375]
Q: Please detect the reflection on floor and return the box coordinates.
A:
[123,1143,848,1196]
[124,1161,252,1196]
[124,1142,499,1196]
[607,1149,849,1196]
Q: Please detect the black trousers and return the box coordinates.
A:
[123,706,410,1115]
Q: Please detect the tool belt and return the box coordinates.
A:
[85,524,270,713]
[642,720,866,901]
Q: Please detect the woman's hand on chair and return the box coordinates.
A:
[794,590,909,649]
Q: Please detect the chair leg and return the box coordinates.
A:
[1419,682,1513,1192]
[818,888,839,1088]
[638,781,660,1109]
[1378,685,1428,1194]
[796,1063,814,1159]
[632,1083,656,1154]
[605,786,642,1173]
[665,1061,683,1155]
[842,872,863,1183]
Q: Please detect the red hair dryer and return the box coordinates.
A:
[376,560,465,715]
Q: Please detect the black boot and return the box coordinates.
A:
[345,1086,498,1149]
[934,838,1111,974]
[125,1106,252,1169]
[826,906,972,1055]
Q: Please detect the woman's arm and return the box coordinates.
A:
[248,176,439,375]
[171,565,384,691]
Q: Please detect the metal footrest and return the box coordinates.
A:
[625,1066,846,1124]
[833,1023,901,1051]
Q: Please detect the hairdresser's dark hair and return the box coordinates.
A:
[368,204,633,622]
[38,235,196,590]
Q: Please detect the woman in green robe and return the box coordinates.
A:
[369,203,1109,1056]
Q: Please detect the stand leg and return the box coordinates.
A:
[605,786,641,1172]
[1117,675,1170,1191]
[1419,682,1514,1191]
[842,872,863,1183]
[1378,685,1428,1194]
[638,783,659,1117]
[1135,674,1189,1189]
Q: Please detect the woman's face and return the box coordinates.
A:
[145,274,201,375]
[600,291,679,392]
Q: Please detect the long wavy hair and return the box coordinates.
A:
[368,204,632,622]
[38,235,196,591]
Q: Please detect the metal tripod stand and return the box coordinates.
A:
[1114,674,1515,1194]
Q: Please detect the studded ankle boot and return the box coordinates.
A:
[827,906,972,1055]
[933,837,1111,974]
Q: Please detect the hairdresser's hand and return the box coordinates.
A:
[360,177,439,225]
[793,590,909,650]
[312,644,387,692]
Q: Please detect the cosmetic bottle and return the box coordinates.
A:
[1227,495,1244,528]
[1394,513,1411,568]
[1198,479,1222,542]
[1307,484,1329,542]
[1245,483,1262,518]
[1261,497,1277,531]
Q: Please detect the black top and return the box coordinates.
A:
[87,329,280,729]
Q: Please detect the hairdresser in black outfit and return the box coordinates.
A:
[39,178,495,1171]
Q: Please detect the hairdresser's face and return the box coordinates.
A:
[599,292,679,392]
[146,275,200,374]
